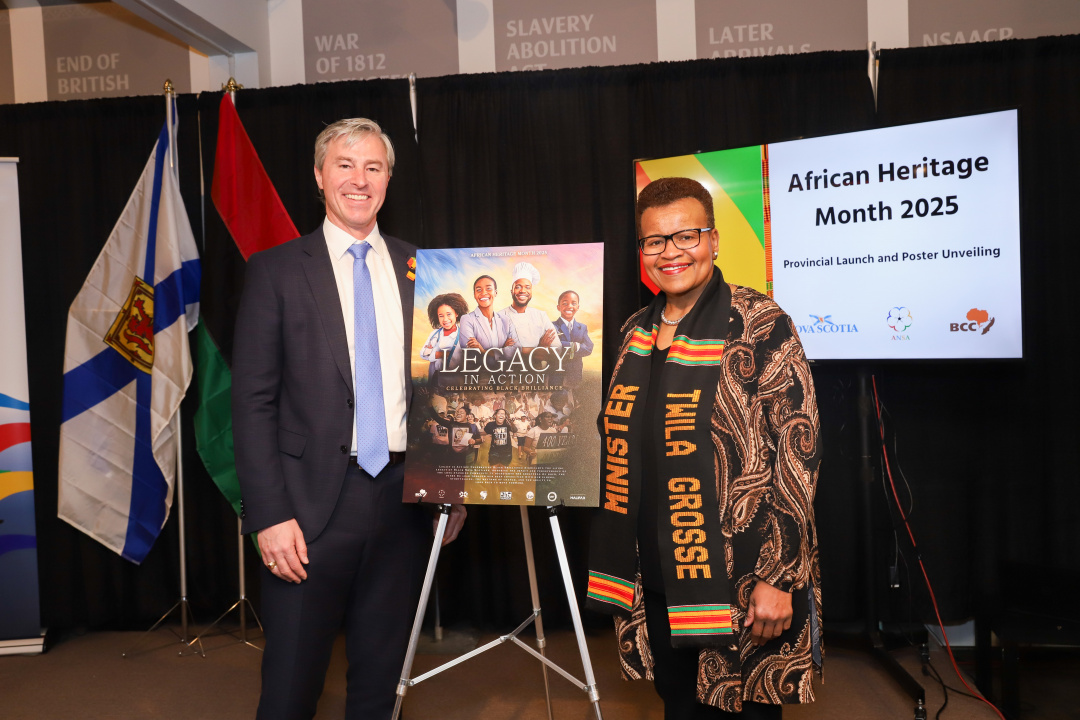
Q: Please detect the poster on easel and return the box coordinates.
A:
[403,243,603,507]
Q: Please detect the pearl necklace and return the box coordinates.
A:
[659,307,683,326]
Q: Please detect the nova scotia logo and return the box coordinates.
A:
[797,313,858,335]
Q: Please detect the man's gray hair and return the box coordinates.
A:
[313,118,396,176]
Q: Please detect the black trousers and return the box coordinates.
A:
[257,461,431,720]
[644,589,783,720]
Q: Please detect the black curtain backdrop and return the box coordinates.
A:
[1,36,1076,639]
[868,36,1080,624]
[413,52,875,629]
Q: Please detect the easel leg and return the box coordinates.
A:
[520,506,554,720]
[392,504,451,720]
[548,507,603,720]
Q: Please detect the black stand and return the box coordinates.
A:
[851,368,927,719]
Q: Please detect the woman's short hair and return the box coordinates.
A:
[427,293,470,328]
[635,177,715,236]
[314,118,396,175]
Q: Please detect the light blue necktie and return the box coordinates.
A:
[347,242,389,476]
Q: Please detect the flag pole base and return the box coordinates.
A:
[121,596,202,658]
[180,595,264,656]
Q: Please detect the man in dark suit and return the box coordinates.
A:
[232,118,465,719]
[552,290,593,388]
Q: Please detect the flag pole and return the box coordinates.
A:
[165,79,192,645]
[165,79,176,171]
[224,77,253,645]
[121,80,202,658]
[409,73,418,142]
[176,422,192,641]
[184,77,264,653]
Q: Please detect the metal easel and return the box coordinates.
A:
[392,504,603,720]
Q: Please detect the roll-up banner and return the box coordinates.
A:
[0,158,43,654]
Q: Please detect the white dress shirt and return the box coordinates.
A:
[323,217,407,453]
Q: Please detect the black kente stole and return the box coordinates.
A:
[587,271,734,648]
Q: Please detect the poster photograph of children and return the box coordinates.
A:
[403,243,603,507]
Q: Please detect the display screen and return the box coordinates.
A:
[635,110,1022,360]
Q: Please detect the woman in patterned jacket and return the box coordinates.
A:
[587,177,822,718]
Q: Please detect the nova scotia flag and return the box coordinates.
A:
[58,119,200,564]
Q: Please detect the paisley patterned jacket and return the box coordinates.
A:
[612,284,823,712]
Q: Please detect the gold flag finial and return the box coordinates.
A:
[222,77,243,93]
[163,78,174,95]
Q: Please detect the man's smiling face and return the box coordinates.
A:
[511,278,533,309]
[314,133,389,240]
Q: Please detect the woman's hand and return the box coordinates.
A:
[744,579,792,645]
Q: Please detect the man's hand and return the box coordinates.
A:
[744,579,792,646]
[258,518,309,584]
[437,504,467,546]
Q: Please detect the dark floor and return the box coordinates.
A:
[0,623,1074,719]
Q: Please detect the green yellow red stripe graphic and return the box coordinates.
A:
[762,144,774,298]
[667,604,735,635]
[588,571,635,611]
[627,325,656,356]
[667,336,725,366]
[636,146,768,295]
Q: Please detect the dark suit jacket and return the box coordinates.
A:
[553,317,593,388]
[232,226,416,541]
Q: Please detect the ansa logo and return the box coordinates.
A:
[951,308,995,335]
[885,306,911,334]
[797,314,858,335]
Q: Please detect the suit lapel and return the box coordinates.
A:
[300,229,354,392]
[383,235,414,333]
[383,234,416,409]
[554,318,570,344]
